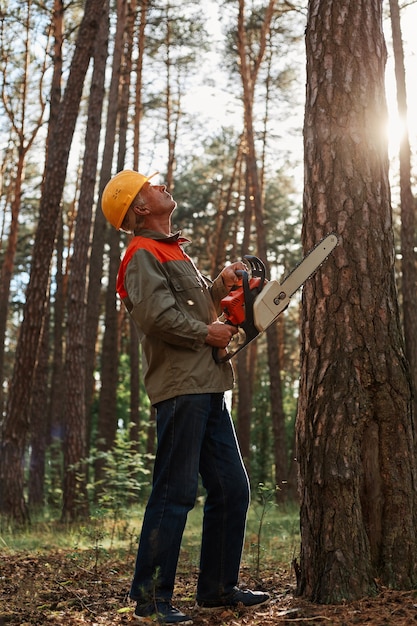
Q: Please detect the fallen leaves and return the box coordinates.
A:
[1,549,417,625]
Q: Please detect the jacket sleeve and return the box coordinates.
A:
[124,249,209,350]
[209,274,229,314]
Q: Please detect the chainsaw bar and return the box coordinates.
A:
[253,233,338,332]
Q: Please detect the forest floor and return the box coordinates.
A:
[2,548,417,626]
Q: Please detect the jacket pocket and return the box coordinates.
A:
[169,273,213,322]
[170,273,204,293]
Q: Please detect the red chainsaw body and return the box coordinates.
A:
[220,277,263,326]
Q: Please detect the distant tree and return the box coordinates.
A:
[296,0,417,602]
[28,308,50,509]
[130,0,148,450]
[0,0,106,522]
[133,0,148,165]
[0,1,49,414]
[235,0,293,500]
[144,0,210,188]
[85,0,127,444]
[93,0,131,492]
[48,216,66,508]
[388,0,417,418]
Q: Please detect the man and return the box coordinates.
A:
[101,170,270,624]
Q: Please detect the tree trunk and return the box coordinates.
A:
[94,227,120,490]
[266,323,288,502]
[388,0,417,419]
[133,0,148,166]
[61,0,109,521]
[94,0,133,490]
[85,0,127,434]
[131,0,147,451]
[236,343,257,472]
[129,317,141,452]
[297,0,417,603]
[236,0,289,497]
[48,217,65,508]
[28,307,50,510]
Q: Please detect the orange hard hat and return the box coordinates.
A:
[101,169,159,229]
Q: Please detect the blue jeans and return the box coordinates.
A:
[130,392,250,603]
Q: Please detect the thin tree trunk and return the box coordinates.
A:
[94,0,134,490]
[130,0,147,453]
[133,0,148,166]
[389,0,417,418]
[94,227,121,490]
[85,0,127,436]
[129,318,141,452]
[61,0,109,521]
[48,216,65,508]
[236,0,289,498]
[236,343,257,472]
[28,307,50,510]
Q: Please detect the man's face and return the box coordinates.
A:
[140,182,177,213]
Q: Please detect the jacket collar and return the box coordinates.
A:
[133,229,190,244]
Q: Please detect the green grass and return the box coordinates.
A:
[246,500,300,566]
[176,499,300,580]
[0,499,300,578]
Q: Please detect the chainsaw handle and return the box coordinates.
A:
[212,255,266,363]
[212,326,247,364]
[212,347,231,364]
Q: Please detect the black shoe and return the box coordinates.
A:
[133,600,193,624]
[196,586,270,610]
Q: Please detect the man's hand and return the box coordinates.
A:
[205,320,238,348]
[220,261,248,291]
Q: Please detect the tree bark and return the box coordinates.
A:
[297,0,417,602]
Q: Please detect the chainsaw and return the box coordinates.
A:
[213,233,339,363]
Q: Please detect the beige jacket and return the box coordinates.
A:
[117,230,234,405]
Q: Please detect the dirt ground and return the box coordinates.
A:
[1,550,417,625]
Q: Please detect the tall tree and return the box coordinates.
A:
[235,0,290,499]
[45,1,66,502]
[85,0,127,439]
[130,0,148,450]
[93,0,131,491]
[296,0,417,602]
[61,0,110,521]
[133,0,148,165]
[0,0,106,522]
[388,0,417,418]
